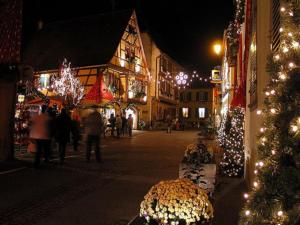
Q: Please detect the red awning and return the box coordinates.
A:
[84,74,114,103]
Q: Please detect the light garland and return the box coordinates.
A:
[52,59,84,107]
[240,1,300,224]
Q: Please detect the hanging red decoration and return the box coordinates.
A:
[85,74,114,103]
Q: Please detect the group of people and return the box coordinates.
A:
[29,105,80,168]
[29,105,134,168]
[104,113,133,138]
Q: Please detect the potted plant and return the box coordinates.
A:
[140,179,214,225]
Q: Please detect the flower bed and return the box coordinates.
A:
[182,143,213,165]
[140,179,213,225]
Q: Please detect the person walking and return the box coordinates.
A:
[102,115,108,138]
[127,114,133,137]
[166,114,172,133]
[30,105,51,168]
[55,108,71,164]
[85,109,103,163]
[71,115,80,151]
[121,114,127,136]
[115,115,122,138]
[108,113,116,137]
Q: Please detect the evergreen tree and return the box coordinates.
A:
[240,1,300,224]
[220,107,245,177]
[218,112,231,148]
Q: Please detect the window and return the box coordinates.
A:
[196,92,199,101]
[199,92,208,101]
[39,74,50,88]
[198,108,205,118]
[186,92,192,101]
[180,92,185,101]
[182,108,189,118]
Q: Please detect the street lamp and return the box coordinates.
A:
[213,43,222,55]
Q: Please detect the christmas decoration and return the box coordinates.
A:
[52,59,84,107]
[140,179,213,225]
[0,0,22,64]
[217,112,231,148]
[240,2,300,224]
[220,107,244,177]
[85,75,114,103]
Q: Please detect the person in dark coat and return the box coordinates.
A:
[121,115,127,136]
[108,113,116,137]
[71,117,80,151]
[55,108,71,164]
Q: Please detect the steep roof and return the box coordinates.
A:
[23,10,133,71]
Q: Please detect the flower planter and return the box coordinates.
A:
[128,216,212,225]
[179,163,216,196]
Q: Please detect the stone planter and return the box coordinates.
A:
[179,163,217,196]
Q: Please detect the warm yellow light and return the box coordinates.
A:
[259,161,264,167]
[257,110,262,115]
[291,125,298,132]
[271,90,276,95]
[293,41,299,48]
[275,54,280,60]
[288,32,293,37]
[280,7,286,12]
[272,150,276,155]
[271,108,276,114]
[279,73,287,80]
[283,47,289,53]
[244,193,249,199]
[265,91,270,96]
[213,43,222,55]
[289,62,295,68]
[245,210,251,216]
[253,181,258,187]
[277,211,283,216]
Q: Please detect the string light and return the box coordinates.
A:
[291,125,298,132]
[257,110,262,115]
[245,210,251,216]
[270,90,276,95]
[270,108,276,114]
[279,27,284,32]
[277,211,283,217]
[272,150,276,155]
[279,73,287,80]
[265,91,270,96]
[274,54,280,60]
[280,7,286,12]
[253,181,258,188]
[289,62,295,68]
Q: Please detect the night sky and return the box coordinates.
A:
[23,0,234,74]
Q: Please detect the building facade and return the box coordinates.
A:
[178,85,215,129]
[23,10,150,129]
[141,32,184,128]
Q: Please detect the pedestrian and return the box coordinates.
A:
[55,108,71,164]
[127,114,133,137]
[121,114,127,136]
[47,106,56,160]
[115,115,122,138]
[71,115,80,151]
[166,114,172,133]
[102,115,108,138]
[108,113,116,137]
[29,105,51,168]
[85,108,103,163]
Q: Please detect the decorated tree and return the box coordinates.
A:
[240,1,300,224]
[218,112,232,148]
[52,59,84,108]
[220,107,245,177]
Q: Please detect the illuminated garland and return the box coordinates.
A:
[52,59,84,107]
[240,1,300,224]
[220,107,245,177]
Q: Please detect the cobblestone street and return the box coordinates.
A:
[0,131,198,225]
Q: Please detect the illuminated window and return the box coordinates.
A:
[182,108,189,118]
[39,74,50,88]
[198,108,205,118]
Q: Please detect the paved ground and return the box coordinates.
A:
[0,131,246,225]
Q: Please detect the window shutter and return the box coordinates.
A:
[188,107,192,118]
[179,108,183,118]
[195,108,199,118]
[205,108,209,118]
[196,92,199,101]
